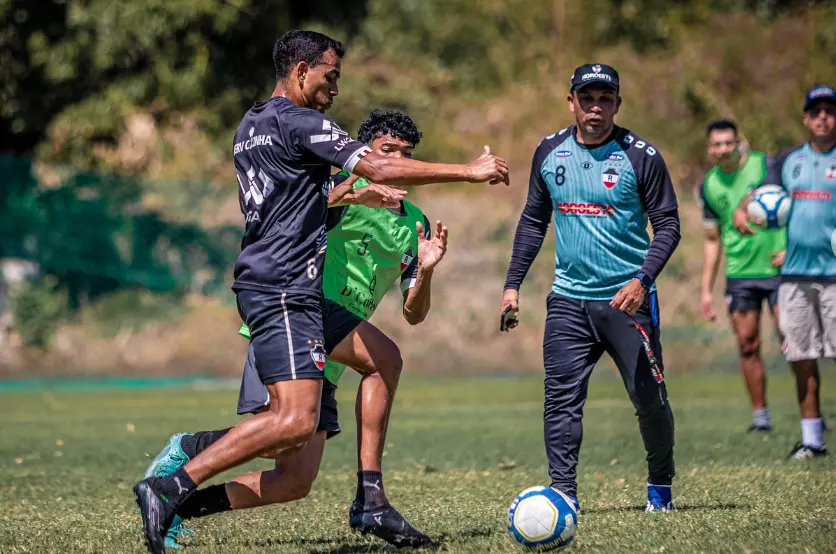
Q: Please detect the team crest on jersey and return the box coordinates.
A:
[602,168,620,188]
[826,164,836,180]
[309,342,326,371]
[400,247,415,272]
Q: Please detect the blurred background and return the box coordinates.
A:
[1,0,835,379]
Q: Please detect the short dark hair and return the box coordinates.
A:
[273,30,345,81]
[357,109,423,148]
[706,119,738,138]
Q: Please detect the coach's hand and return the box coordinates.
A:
[500,289,520,331]
[467,146,510,186]
[733,206,756,235]
[610,279,646,316]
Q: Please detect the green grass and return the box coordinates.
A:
[1,372,835,553]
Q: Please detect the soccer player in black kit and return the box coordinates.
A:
[133,30,509,553]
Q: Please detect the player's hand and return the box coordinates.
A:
[610,279,646,315]
[354,183,406,209]
[771,250,786,267]
[467,146,510,186]
[500,289,520,331]
[733,206,756,235]
[417,220,448,271]
[701,290,716,321]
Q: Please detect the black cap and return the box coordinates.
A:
[570,63,619,93]
[804,84,836,112]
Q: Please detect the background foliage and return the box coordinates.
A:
[1,0,834,371]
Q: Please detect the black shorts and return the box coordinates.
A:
[236,342,342,439]
[236,290,362,385]
[725,277,780,314]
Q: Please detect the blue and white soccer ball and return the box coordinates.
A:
[507,486,578,551]
[746,184,791,229]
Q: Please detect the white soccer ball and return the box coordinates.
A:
[746,184,791,229]
[507,486,578,551]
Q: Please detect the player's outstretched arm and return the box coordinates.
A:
[329,175,406,209]
[403,219,447,325]
[354,146,510,188]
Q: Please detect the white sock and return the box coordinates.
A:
[753,407,771,427]
[801,418,824,449]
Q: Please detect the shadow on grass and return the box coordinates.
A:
[583,502,749,514]
[308,527,496,553]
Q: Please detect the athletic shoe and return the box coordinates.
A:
[144,433,192,479]
[133,478,173,554]
[787,442,827,460]
[747,423,773,433]
[349,501,431,548]
[566,494,581,516]
[645,484,674,513]
[143,434,193,549]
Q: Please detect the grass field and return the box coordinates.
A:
[1,371,835,553]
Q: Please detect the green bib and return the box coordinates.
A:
[702,152,786,278]
[240,173,426,386]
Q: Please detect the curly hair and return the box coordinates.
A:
[356,109,422,148]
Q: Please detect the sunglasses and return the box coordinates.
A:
[805,105,836,117]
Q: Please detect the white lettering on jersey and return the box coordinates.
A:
[310,119,349,144]
[239,164,275,208]
[626,135,657,156]
[234,126,273,155]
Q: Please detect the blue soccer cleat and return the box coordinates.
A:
[143,433,194,549]
[646,483,674,512]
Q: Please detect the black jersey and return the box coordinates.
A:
[232,97,370,296]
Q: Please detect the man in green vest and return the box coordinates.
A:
[142,110,446,549]
[699,119,786,432]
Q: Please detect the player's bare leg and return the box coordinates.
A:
[788,359,827,458]
[133,378,321,553]
[729,310,770,430]
[355,372,395,472]
[222,432,327,510]
[329,321,430,548]
[793,360,821,420]
[183,378,322,483]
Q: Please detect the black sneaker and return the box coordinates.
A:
[787,442,827,460]
[133,478,174,554]
[747,423,773,433]
[349,501,431,548]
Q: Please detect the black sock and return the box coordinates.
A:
[153,467,197,507]
[180,428,232,459]
[355,470,387,510]
[177,484,232,519]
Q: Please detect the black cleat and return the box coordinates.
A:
[349,501,431,548]
[787,442,827,460]
[747,423,773,433]
[133,478,173,554]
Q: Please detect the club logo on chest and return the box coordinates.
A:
[602,167,620,189]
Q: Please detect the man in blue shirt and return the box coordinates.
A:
[501,64,681,512]
[735,85,836,459]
